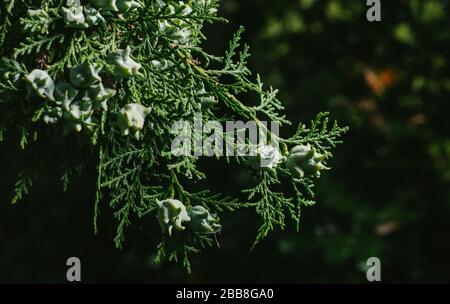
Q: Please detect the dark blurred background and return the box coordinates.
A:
[1,0,450,283]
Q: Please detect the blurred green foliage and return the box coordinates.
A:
[1,0,450,282]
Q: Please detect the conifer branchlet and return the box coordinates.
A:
[0,0,348,272]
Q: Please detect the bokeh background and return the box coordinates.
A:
[1,0,450,283]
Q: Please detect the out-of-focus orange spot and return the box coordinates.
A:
[357,98,378,112]
[375,221,400,236]
[364,67,397,95]
[409,113,427,126]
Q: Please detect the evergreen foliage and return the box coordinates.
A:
[0,0,347,271]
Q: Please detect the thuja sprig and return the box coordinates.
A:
[0,0,347,272]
